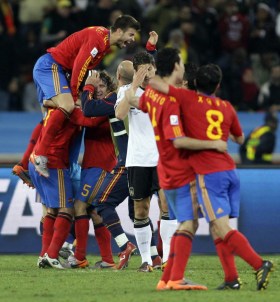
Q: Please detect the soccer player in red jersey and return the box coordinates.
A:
[31,15,140,178]
[149,59,274,290]
[128,48,227,290]
[69,70,135,269]
[29,105,107,269]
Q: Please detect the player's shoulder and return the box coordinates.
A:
[118,84,131,93]
[218,97,235,110]
[86,26,109,44]
[115,84,131,106]
[135,87,144,97]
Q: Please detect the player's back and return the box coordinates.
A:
[179,89,242,174]
[36,109,79,169]
[139,86,194,189]
[47,27,109,70]
[82,118,117,172]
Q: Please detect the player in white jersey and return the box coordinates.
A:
[115,48,177,272]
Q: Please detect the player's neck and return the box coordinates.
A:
[161,76,175,86]
[197,90,216,97]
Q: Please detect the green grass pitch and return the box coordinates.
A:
[0,254,278,302]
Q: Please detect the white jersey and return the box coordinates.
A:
[115,84,159,167]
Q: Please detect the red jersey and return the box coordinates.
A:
[36,109,80,169]
[47,27,110,99]
[169,86,243,174]
[35,108,113,169]
[82,118,117,172]
[139,86,195,190]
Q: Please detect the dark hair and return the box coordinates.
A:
[132,51,155,71]
[196,64,222,95]
[185,62,198,91]
[156,48,180,77]
[111,15,140,33]
[99,70,117,92]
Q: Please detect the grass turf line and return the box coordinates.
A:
[0,254,278,302]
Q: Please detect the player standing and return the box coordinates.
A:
[131,48,225,290]
[149,61,274,291]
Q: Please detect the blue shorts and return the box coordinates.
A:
[29,162,74,209]
[96,166,129,211]
[33,53,71,105]
[163,181,202,223]
[77,166,129,208]
[29,162,47,205]
[76,167,105,204]
[69,162,81,199]
[196,170,240,222]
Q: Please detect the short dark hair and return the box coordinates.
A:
[99,70,117,92]
[196,64,222,95]
[132,51,155,71]
[185,62,198,91]
[111,15,140,33]
[156,48,180,77]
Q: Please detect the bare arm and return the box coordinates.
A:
[115,91,131,120]
[229,133,245,145]
[149,76,170,94]
[173,137,227,153]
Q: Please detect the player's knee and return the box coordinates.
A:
[74,200,87,216]
[134,206,149,219]
[63,101,75,113]
[98,207,117,222]
[193,219,199,233]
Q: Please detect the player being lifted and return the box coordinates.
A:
[31,15,140,178]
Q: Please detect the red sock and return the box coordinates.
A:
[21,121,43,169]
[157,220,163,258]
[74,215,89,261]
[94,223,114,264]
[224,230,263,270]
[35,109,69,156]
[161,234,176,283]
[214,238,238,282]
[40,214,56,257]
[47,212,72,259]
[170,230,193,281]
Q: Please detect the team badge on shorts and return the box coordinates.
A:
[129,187,135,197]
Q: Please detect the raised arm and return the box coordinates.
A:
[81,71,116,117]
[115,66,148,120]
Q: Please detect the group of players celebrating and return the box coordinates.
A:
[12,14,274,291]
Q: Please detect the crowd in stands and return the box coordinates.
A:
[1,0,280,112]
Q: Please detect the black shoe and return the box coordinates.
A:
[137,262,153,272]
[216,278,242,290]
[255,260,274,290]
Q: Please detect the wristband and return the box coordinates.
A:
[83,84,95,93]
[146,41,156,51]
